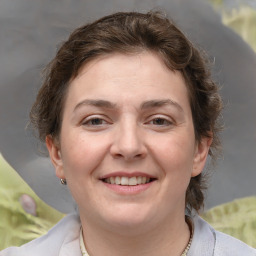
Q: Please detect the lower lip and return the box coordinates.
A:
[103,181,154,195]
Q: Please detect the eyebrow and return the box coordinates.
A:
[74,99,116,112]
[74,99,184,113]
[140,99,184,113]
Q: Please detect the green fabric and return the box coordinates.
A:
[222,6,256,52]
[0,154,65,250]
[202,196,256,248]
[209,0,256,52]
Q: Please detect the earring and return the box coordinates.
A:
[60,178,67,185]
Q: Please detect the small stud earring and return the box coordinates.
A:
[60,178,67,185]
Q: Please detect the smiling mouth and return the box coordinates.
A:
[102,176,156,186]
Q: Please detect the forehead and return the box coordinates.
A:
[73,51,182,82]
[66,52,190,112]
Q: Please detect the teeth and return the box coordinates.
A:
[115,176,121,185]
[110,177,115,184]
[128,177,137,185]
[121,177,129,185]
[104,176,153,186]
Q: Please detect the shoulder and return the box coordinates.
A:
[214,230,256,256]
[188,215,256,256]
[0,214,81,256]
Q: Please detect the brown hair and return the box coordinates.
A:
[30,11,223,212]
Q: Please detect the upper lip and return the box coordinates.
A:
[99,171,157,180]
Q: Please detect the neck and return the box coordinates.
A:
[80,213,191,256]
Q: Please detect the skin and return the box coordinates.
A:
[46,52,212,256]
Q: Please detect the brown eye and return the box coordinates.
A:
[89,118,104,125]
[151,118,171,126]
[82,117,107,126]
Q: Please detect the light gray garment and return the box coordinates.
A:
[188,215,256,256]
[1,214,255,256]
[0,214,82,256]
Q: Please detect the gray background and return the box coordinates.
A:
[0,0,255,213]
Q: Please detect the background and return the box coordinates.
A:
[0,0,255,213]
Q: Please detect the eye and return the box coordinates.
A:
[148,117,173,126]
[81,116,111,128]
[144,115,175,130]
[84,118,106,126]
[151,118,171,126]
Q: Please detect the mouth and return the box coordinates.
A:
[101,176,157,186]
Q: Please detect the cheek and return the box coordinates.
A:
[60,130,109,177]
[151,134,195,176]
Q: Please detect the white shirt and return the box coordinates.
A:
[1,214,255,256]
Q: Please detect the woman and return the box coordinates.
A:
[1,11,255,256]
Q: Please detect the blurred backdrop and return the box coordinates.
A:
[0,0,255,213]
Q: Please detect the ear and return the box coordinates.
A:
[191,135,213,177]
[46,135,65,179]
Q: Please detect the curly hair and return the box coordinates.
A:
[30,11,223,212]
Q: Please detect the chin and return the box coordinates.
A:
[100,206,154,231]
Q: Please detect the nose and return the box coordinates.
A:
[110,119,147,161]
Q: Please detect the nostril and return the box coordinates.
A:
[113,153,124,159]
[134,153,144,158]
[113,153,145,161]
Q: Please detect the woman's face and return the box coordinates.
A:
[47,52,210,232]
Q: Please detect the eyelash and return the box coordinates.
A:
[82,116,109,126]
[81,115,174,129]
[147,116,173,126]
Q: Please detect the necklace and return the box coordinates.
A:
[80,228,89,256]
[79,217,193,256]
[181,234,193,256]
[181,216,193,255]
